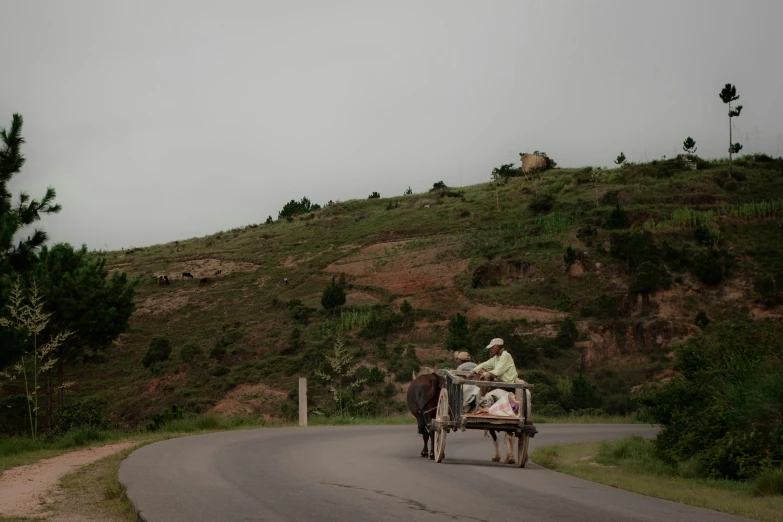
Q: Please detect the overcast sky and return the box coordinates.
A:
[3,0,782,250]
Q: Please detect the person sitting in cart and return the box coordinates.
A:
[469,338,517,394]
[455,351,476,372]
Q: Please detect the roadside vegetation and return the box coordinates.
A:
[534,317,783,519]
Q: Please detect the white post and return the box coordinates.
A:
[298,377,307,427]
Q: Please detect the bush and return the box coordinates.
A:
[630,261,671,294]
[146,405,184,431]
[635,320,783,480]
[580,294,619,319]
[179,342,204,365]
[570,373,603,410]
[692,250,723,285]
[445,313,469,353]
[368,191,380,199]
[555,292,571,312]
[142,336,171,374]
[321,276,346,311]
[52,400,110,435]
[564,246,576,266]
[209,344,227,361]
[278,197,319,220]
[554,317,578,349]
[694,311,710,330]
[528,194,554,214]
[211,365,230,377]
[604,204,631,230]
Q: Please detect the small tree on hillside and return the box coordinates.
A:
[445,313,469,354]
[321,276,346,313]
[614,152,626,167]
[314,336,367,416]
[491,163,515,181]
[682,136,697,155]
[142,336,171,375]
[719,84,743,178]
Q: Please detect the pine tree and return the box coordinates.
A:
[321,276,346,312]
[719,84,743,179]
[614,152,626,166]
[0,114,61,274]
[682,137,697,155]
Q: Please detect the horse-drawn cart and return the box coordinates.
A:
[429,369,537,467]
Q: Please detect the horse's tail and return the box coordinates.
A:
[416,409,427,435]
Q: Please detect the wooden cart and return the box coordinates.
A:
[429,369,538,467]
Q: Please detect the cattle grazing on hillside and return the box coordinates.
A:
[214,269,222,276]
[182,272,194,279]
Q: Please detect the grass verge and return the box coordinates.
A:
[532,436,783,522]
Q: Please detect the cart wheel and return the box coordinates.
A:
[517,432,530,468]
[433,388,449,463]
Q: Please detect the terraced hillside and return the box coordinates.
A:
[66,156,783,425]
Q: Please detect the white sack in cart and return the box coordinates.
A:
[462,384,480,413]
[487,392,520,417]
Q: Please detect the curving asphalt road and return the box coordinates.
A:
[120,424,751,521]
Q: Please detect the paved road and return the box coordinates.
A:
[120,424,751,521]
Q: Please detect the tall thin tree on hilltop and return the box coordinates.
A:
[719,84,743,179]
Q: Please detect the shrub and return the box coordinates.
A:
[694,311,710,330]
[528,194,554,214]
[692,250,723,285]
[209,344,227,361]
[321,276,346,311]
[604,204,631,230]
[142,336,171,374]
[146,405,183,431]
[554,317,578,349]
[580,294,619,319]
[278,197,320,220]
[630,261,671,294]
[179,342,204,365]
[211,365,230,377]
[368,191,380,199]
[432,181,446,190]
[564,246,576,266]
[570,373,603,410]
[52,400,110,435]
[635,320,783,480]
[445,313,469,353]
[555,292,571,312]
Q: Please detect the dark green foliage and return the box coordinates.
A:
[694,225,718,247]
[491,163,516,181]
[610,231,658,271]
[692,250,724,285]
[719,84,743,177]
[574,167,594,184]
[265,215,273,224]
[432,181,446,190]
[466,320,539,367]
[604,204,631,230]
[404,186,413,195]
[211,365,230,377]
[576,224,597,241]
[321,276,346,311]
[655,158,686,178]
[564,246,576,266]
[286,327,304,354]
[146,405,183,431]
[368,191,380,199]
[445,313,469,353]
[142,336,171,374]
[0,114,62,274]
[683,137,697,155]
[179,342,204,365]
[614,152,626,166]
[554,317,578,349]
[555,291,571,312]
[0,395,30,435]
[694,311,710,330]
[382,343,420,382]
[52,399,110,435]
[630,261,671,294]
[635,320,783,480]
[359,308,411,340]
[400,299,414,317]
[580,294,619,319]
[754,274,782,307]
[752,469,783,497]
[278,197,320,220]
[569,373,603,410]
[208,344,226,361]
[528,194,554,214]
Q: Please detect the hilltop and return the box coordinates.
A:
[56,155,783,426]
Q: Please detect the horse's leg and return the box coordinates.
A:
[421,431,428,457]
[504,432,515,464]
[489,429,500,462]
[428,415,435,459]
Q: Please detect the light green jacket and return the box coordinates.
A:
[473,350,517,383]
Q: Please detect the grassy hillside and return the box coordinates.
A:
[41,155,783,427]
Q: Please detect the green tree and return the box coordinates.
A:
[564,246,577,266]
[604,204,630,230]
[314,336,367,416]
[0,114,62,276]
[491,163,515,181]
[321,276,346,312]
[719,84,744,178]
[404,186,413,195]
[142,336,171,374]
[33,243,137,407]
[368,191,380,199]
[570,373,603,410]
[614,152,626,166]
[682,136,697,155]
[445,313,469,353]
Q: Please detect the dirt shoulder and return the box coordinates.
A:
[0,441,138,520]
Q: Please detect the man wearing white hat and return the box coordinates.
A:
[470,338,518,393]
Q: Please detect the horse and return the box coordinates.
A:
[406,372,444,459]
